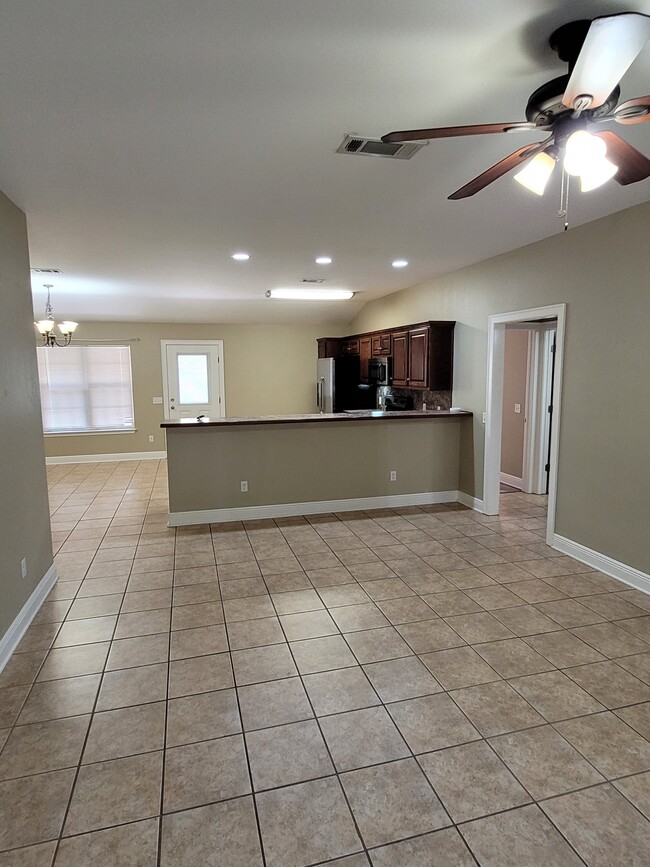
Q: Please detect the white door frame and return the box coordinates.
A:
[523,323,557,495]
[160,339,226,418]
[484,304,566,544]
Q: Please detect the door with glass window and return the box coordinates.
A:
[162,341,224,420]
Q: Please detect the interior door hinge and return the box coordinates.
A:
[545,463,550,472]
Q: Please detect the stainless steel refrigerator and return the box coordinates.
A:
[316,356,375,413]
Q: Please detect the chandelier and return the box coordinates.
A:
[35,284,78,347]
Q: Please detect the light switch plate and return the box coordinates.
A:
[514,403,521,414]
[152,397,163,405]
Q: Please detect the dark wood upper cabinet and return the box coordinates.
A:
[408,327,429,388]
[359,336,372,382]
[391,331,409,386]
[318,321,455,391]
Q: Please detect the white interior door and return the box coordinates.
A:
[162,340,225,420]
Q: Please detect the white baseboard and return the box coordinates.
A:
[46,450,166,465]
[169,490,463,526]
[552,534,650,596]
[500,472,523,490]
[457,491,485,513]
[0,562,58,675]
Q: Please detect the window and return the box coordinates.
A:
[37,345,135,434]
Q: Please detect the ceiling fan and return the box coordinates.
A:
[382,12,650,200]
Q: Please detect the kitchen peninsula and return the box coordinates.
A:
[162,410,472,526]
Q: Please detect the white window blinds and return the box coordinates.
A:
[37,346,135,434]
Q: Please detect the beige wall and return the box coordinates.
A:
[166,418,463,515]
[501,329,529,481]
[350,202,650,573]
[44,321,342,458]
[0,191,53,640]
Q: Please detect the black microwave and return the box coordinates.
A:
[368,357,391,385]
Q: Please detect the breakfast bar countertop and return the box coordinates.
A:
[161,409,473,428]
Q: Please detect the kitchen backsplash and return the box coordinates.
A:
[378,386,452,411]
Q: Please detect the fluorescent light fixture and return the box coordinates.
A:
[392,259,408,268]
[266,288,354,300]
[514,151,557,195]
[231,252,250,261]
[315,256,332,264]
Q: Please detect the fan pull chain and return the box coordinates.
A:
[557,168,570,231]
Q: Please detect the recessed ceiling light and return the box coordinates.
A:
[392,259,408,268]
[266,288,354,301]
[231,252,250,261]
[315,256,332,265]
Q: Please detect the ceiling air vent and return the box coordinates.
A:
[336,134,427,160]
[301,278,325,284]
[31,268,62,274]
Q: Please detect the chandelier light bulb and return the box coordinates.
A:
[514,151,557,195]
[564,131,607,176]
[579,157,619,191]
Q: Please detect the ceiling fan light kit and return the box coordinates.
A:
[380,11,650,225]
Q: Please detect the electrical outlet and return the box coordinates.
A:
[240,481,248,493]
[148,435,155,443]
[152,397,163,405]
[389,470,397,482]
[21,558,27,579]
[514,403,521,414]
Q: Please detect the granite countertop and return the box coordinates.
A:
[161,410,472,428]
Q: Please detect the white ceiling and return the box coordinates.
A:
[1,0,649,326]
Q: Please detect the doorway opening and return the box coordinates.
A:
[161,340,225,421]
[483,304,566,545]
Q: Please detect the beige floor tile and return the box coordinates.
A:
[238,677,313,731]
[534,599,605,628]
[524,628,605,666]
[167,689,240,746]
[616,653,650,685]
[160,796,263,866]
[64,752,162,835]
[83,702,166,763]
[421,590,482,617]
[359,578,414,602]
[571,620,650,657]
[279,609,338,641]
[0,715,90,780]
[106,634,168,670]
[0,840,57,866]
[556,711,650,777]
[168,653,232,698]
[474,637,554,678]
[460,804,583,866]
[509,670,606,721]
[263,572,312,593]
[304,667,380,716]
[163,734,250,812]
[443,612,513,643]
[13,624,59,655]
[226,616,285,650]
[66,594,123,620]
[508,578,567,603]
[55,817,159,866]
[450,680,544,737]
[387,693,480,754]
[341,758,449,849]
[616,701,650,739]
[52,616,117,648]
[291,635,357,674]
[246,719,334,790]
[123,571,171,593]
[37,643,110,681]
[541,784,650,866]
[114,608,171,639]
[375,596,438,625]
[317,584,371,608]
[0,651,47,689]
[271,588,324,615]
[489,724,603,798]
[363,656,441,702]
[395,619,464,653]
[256,776,362,867]
[97,662,168,710]
[614,770,650,820]
[231,643,296,685]
[419,740,531,822]
[320,706,410,771]
[564,660,650,708]
[171,583,220,606]
[170,624,228,660]
[172,566,217,586]
[420,646,500,690]
[369,828,473,866]
[345,627,413,664]
[492,604,560,636]
[222,596,274,623]
[305,566,356,587]
[0,769,75,851]
[219,577,268,600]
[329,602,390,633]
[170,602,223,631]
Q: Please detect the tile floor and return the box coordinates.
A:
[1,462,650,865]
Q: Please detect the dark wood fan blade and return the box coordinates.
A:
[614,96,650,125]
[381,122,536,144]
[595,131,650,185]
[448,141,550,200]
[563,13,650,111]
